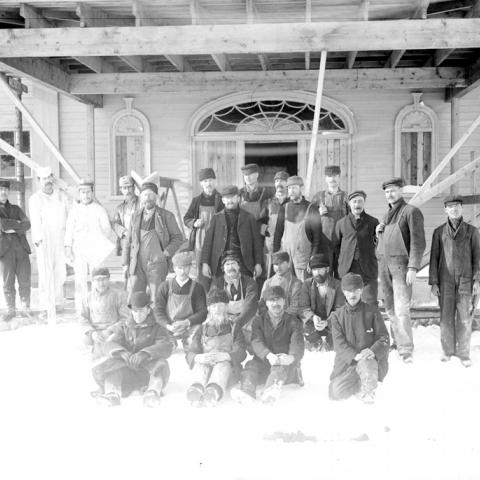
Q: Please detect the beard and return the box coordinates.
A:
[313,273,328,284]
[208,313,229,327]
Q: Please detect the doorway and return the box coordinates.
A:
[244,141,297,187]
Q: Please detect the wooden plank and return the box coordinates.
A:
[75,3,132,28]
[346,0,369,69]
[387,50,405,68]
[434,48,455,66]
[118,55,145,72]
[451,95,460,194]
[86,103,95,181]
[3,19,480,57]
[305,0,311,70]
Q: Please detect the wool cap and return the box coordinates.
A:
[0,179,11,189]
[37,166,53,179]
[207,288,230,306]
[172,250,194,267]
[118,175,134,187]
[309,253,330,269]
[274,171,289,182]
[129,291,151,309]
[91,267,110,279]
[263,285,286,301]
[444,195,463,206]
[241,163,259,175]
[348,190,367,201]
[221,250,241,267]
[287,175,304,187]
[341,272,364,291]
[382,177,404,190]
[199,167,216,182]
[78,178,94,189]
[141,182,158,194]
[272,251,290,265]
[221,185,239,196]
[325,165,341,176]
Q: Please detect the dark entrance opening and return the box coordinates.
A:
[244,142,298,187]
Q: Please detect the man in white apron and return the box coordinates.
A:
[273,175,311,281]
[65,179,114,314]
[29,167,69,316]
[376,177,425,363]
[183,167,223,291]
[156,250,207,349]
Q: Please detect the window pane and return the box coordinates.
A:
[116,115,144,135]
[115,134,145,195]
[422,132,432,183]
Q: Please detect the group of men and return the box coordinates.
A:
[0,159,478,407]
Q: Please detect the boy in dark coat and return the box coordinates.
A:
[231,286,305,405]
[329,273,390,404]
[92,292,174,407]
[186,289,247,407]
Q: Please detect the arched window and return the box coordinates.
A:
[395,93,438,187]
[110,97,151,195]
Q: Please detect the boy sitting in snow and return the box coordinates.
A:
[231,285,305,405]
[92,292,174,407]
[328,273,389,404]
[186,289,247,407]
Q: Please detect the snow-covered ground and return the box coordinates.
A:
[1,320,480,480]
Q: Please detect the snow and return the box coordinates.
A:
[1,321,480,480]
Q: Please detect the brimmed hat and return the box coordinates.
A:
[241,164,259,175]
[325,165,341,176]
[263,285,286,301]
[199,168,216,182]
[272,251,290,265]
[309,254,330,269]
[341,273,364,291]
[382,177,404,190]
[91,267,110,279]
[119,175,134,187]
[221,251,241,267]
[444,195,463,206]
[141,182,158,194]
[348,190,367,201]
[287,175,304,187]
[78,178,94,189]
[207,288,229,306]
[274,171,289,182]
[0,179,11,189]
[37,166,53,179]
[221,185,239,196]
[129,291,151,309]
[172,250,194,267]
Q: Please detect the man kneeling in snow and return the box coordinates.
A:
[92,292,173,407]
[186,289,247,407]
[329,273,389,404]
[231,286,305,405]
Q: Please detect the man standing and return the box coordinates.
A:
[273,175,311,281]
[65,179,114,313]
[112,175,140,257]
[29,167,69,316]
[376,177,425,363]
[201,185,263,279]
[183,167,223,290]
[429,195,480,367]
[334,190,379,305]
[0,179,31,321]
[124,182,183,307]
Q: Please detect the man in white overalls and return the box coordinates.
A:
[376,177,425,363]
[273,176,311,281]
[156,250,207,348]
[29,167,69,316]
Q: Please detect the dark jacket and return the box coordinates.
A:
[334,212,379,280]
[298,276,345,322]
[103,311,173,361]
[0,200,31,257]
[186,321,247,368]
[183,190,224,250]
[123,206,183,275]
[330,301,389,381]
[210,274,259,328]
[112,196,140,255]
[201,208,263,275]
[239,185,273,226]
[429,218,480,286]
[273,197,311,252]
[250,310,305,364]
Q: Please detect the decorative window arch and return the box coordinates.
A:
[110,97,151,196]
[395,93,438,188]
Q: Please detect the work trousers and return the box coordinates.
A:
[329,358,378,400]
[0,243,31,310]
[191,360,232,394]
[439,280,473,360]
[378,259,413,355]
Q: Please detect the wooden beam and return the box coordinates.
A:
[0,10,23,25]
[453,51,480,97]
[451,94,461,194]
[428,0,475,15]
[246,0,268,70]
[305,0,312,70]
[435,48,455,66]
[346,0,369,69]
[76,3,132,28]
[118,55,145,72]
[386,50,405,68]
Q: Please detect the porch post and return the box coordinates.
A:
[13,77,25,209]
[451,94,460,194]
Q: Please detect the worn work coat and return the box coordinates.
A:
[330,301,390,381]
[112,195,140,255]
[259,272,303,317]
[123,206,183,276]
[0,200,31,257]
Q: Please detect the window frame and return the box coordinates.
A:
[0,129,32,179]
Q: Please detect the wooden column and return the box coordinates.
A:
[451,93,460,194]
[86,104,95,182]
[13,78,25,209]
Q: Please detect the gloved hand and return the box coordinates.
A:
[129,351,150,369]
[266,352,280,366]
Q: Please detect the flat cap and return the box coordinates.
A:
[241,163,259,175]
[207,288,230,306]
[341,273,364,291]
[382,177,404,190]
[309,253,330,269]
[221,250,241,266]
[118,175,134,187]
[129,291,151,309]
[274,171,289,182]
[0,179,11,189]
[348,190,367,201]
[78,178,94,189]
[325,165,341,176]
[199,167,216,182]
[141,182,158,194]
[444,195,463,206]
[221,185,239,196]
[172,250,194,267]
[37,166,53,178]
[263,285,286,301]
[287,175,304,187]
[91,267,110,279]
[272,251,290,265]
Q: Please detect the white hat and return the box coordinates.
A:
[37,166,53,178]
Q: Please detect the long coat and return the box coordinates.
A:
[123,206,183,275]
[330,302,389,381]
[200,209,263,275]
[0,200,31,257]
[112,196,140,255]
[334,212,379,280]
